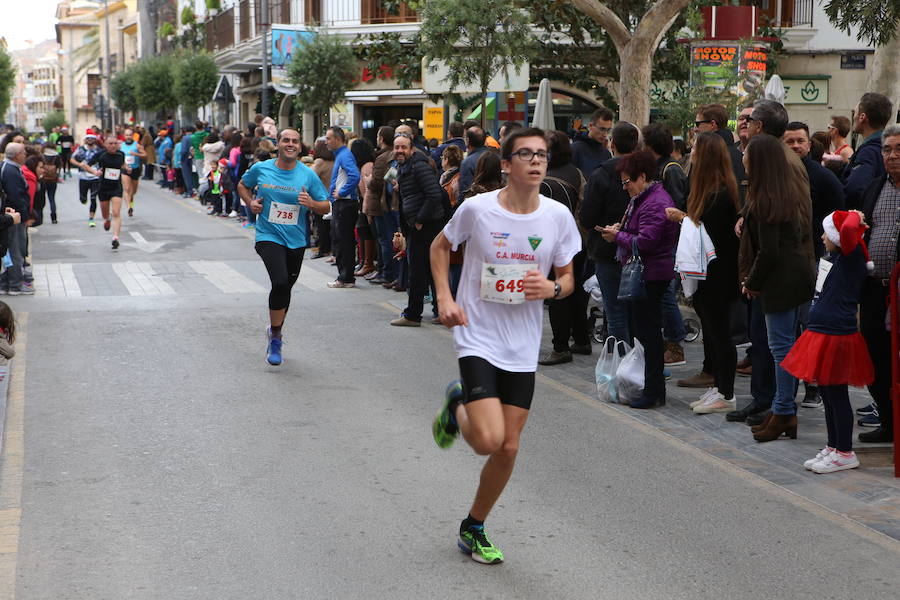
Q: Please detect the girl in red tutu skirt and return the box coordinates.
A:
[783,210,875,474]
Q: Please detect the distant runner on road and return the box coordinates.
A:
[237,128,331,366]
[121,128,147,218]
[430,127,581,564]
[77,136,130,250]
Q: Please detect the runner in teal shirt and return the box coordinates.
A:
[240,156,328,248]
[237,128,331,366]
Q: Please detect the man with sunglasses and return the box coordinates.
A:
[572,107,613,177]
[430,127,580,564]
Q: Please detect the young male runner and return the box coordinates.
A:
[237,128,330,365]
[121,128,147,217]
[70,134,102,226]
[430,127,580,564]
[77,136,129,250]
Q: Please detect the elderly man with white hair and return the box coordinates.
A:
[0,142,33,295]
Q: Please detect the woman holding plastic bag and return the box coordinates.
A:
[599,151,678,408]
[665,133,741,414]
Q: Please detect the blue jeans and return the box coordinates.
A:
[373,211,399,282]
[181,158,194,195]
[594,260,631,344]
[765,307,799,415]
[662,279,686,343]
[749,298,775,406]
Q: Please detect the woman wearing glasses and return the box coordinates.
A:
[600,150,679,409]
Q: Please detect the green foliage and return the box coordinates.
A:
[205,0,222,11]
[353,32,423,90]
[0,45,15,121]
[823,0,900,46]
[419,0,534,128]
[173,51,219,114]
[42,110,66,135]
[181,6,196,25]
[287,32,359,116]
[158,22,176,39]
[132,54,178,113]
[110,65,139,113]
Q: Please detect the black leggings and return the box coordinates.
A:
[79,179,100,213]
[693,287,737,399]
[821,385,854,452]
[255,241,305,311]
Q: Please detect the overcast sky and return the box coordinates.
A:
[2,0,75,51]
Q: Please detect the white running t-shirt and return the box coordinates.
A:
[443,189,581,372]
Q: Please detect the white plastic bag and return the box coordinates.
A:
[595,336,630,403]
[616,338,645,404]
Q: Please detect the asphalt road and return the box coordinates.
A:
[2,176,899,600]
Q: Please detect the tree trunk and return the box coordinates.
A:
[617,37,655,125]
[480,88,488,132]
[866,25,900,123]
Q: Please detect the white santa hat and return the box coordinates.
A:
[822,210,874,272]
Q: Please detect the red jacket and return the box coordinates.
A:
[22,166,37,211]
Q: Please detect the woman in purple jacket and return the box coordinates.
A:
[601,150,679,408]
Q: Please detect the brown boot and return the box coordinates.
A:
[355,240,377,276]
[677,371,714,388]
[750,411,773,432]
[753,414,797,442]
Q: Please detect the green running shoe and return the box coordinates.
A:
[432,379,462,449]
[458,525,504,564]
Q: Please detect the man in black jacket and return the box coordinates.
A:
[579,122,639,344]
[391,132,445,327]
[856,124,900,443]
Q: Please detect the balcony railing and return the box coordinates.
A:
[743,0,813,28]
[207,7,236,52]
[208,0,420,54]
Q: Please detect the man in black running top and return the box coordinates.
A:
[77,136,130,250]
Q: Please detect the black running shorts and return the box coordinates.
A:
[458,356,535,410]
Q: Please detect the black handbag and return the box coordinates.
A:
[617,238,646,301]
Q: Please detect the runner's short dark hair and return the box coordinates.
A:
[448,121,465,138]
[501,127,547,159]
[785,121,809,136]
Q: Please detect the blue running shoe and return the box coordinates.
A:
[858,411,881,428]
[266,328,283,366]
[856,403,876,416]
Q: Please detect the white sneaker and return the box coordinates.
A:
[690,388,718,408]
[228,210,238,217]
[811,451,860,474]
[693,394,736,414]
[804,447,834,471]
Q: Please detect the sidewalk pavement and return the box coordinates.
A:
[534,325,900,543]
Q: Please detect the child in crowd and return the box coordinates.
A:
[782,210,875,474]
[0,301,16,367]
[206,158,233,217]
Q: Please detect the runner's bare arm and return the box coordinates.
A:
[237,181,263,214]
[523,261,574,301]
[297,187,330,215]
[431,231,467,327]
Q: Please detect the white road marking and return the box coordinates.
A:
[188,260,266,294]
[32,263,82,297]
[111,262,175,296]
[129,231,168,253]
